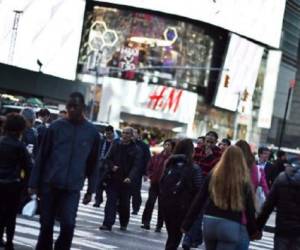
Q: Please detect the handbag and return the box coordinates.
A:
[22,195,38,217]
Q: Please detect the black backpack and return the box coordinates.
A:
[160,157,193,208]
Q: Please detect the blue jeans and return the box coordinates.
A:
[203,216,243,250]
[274,236,300,250]
[36,185,80,250]
[236,224,249,250]
[182,213,203,248]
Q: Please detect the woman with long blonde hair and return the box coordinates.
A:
[182,146,260,250]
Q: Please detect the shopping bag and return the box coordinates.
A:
[255,186,265,212]
[22,195,38,217]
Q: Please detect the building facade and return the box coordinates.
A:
[261,0,300,149]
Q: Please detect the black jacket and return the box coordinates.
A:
[182,175,257,236]
[29,118,100,193]
[0,135,32,183]
[160,154,204,212]
[106,141,142,184]
[257,167,300,237]
[135,140,151,178]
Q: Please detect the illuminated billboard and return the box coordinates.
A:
[214,34,264,111]
[258,51,282,128]
[96,0,286,48]
[0,0,86,80]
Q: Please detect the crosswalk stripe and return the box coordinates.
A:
[10,185,275,250]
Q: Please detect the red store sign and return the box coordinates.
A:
[147,86,183,113]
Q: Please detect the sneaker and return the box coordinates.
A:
[93,203,100,208]
[141,224,150,230]
[99,225,112,231]
[154,227,161,233]
[120,226,127,231]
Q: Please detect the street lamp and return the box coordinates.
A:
[277,79,296,150]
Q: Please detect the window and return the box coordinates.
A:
[77,5,215,93]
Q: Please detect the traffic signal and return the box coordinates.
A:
[224,74,230,87]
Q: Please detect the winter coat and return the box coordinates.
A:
[257,167,300,237]
[160,154,204,212]
[106,141,142,184]
[0,135,32,183]
[147,151,170,183]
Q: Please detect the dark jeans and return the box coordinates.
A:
[142,182,163,228]
[95,162,109,205]
[0,182,21,244]
[103,182,131,228]
[182,212,203,248]
[131,177,142,213]
[162,204,185,250]
[36,185,80,250]
[203,216,243,250]
[274,236,300,250]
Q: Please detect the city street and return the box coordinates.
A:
[11,184,275,250]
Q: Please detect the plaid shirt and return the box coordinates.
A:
[194,144,221,176]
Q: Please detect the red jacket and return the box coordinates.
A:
[194,144,221,175]
[147,151,170,183]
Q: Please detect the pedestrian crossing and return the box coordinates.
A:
[9,186,274,250]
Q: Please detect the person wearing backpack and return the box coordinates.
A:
[181,146,261,250]
[160,138,203,250]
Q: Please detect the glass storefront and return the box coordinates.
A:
[77,4,215,93]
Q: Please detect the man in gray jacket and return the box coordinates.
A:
[28,92,100,250]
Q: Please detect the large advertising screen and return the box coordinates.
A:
[0,0,86,80]
[96,0,286,48]
[257,50,282,129]
[214,34,264,111]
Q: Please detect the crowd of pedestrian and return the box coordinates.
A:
[0,91,299,250]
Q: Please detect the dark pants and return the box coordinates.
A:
[274,236,300,250]
[182,212,203,248]
[103,182,131,228]
[95,162,109,206]
[0,182,21,245]
[162,205,185,250]
[36,185,80,250]
[131,177,142,213]
[142,182,163,228]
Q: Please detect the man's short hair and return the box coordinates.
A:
[69,92,85,105]
[38,108,50,117]
[221,138,231,146]
[258,146,270,156]
[206,131,219,140]
[276,150,286,159]
[20,108,36,122]
[105,125,114,132]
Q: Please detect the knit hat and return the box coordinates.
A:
[20,108,36,122]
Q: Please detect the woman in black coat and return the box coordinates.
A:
[0,113,32,249]
[160,138,204,250]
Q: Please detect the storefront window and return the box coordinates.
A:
[77,4,214,93]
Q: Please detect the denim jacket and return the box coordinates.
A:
[29,118,100,193]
